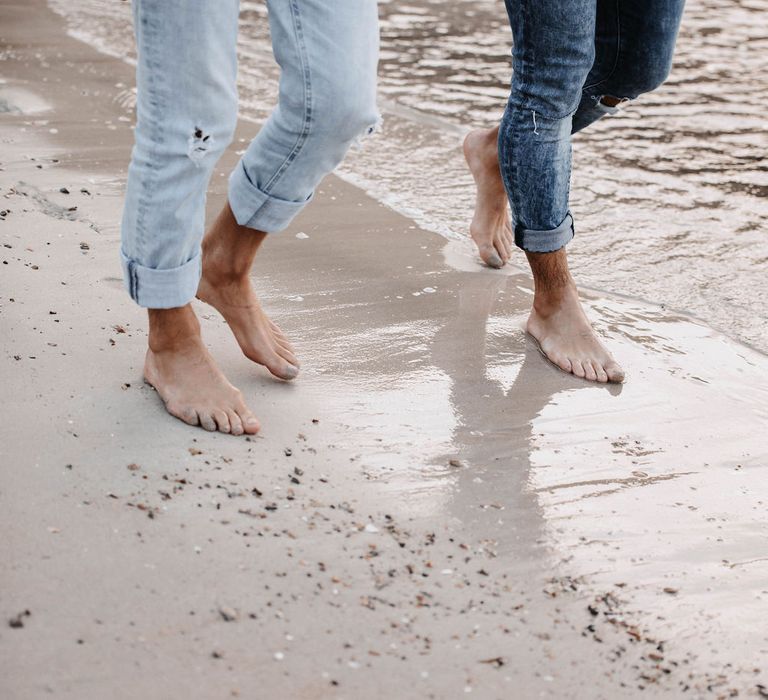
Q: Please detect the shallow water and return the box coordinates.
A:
[48,0,768,349]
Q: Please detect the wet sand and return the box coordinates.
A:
[2,2,768,699]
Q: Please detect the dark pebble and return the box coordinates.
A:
[9,610,31,628]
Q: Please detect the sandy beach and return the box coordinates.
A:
[2,2,768,698]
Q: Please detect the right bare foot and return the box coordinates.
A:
[525,249,625,384]
[463,127,514,269]
[144,306,260,435]
[526,286,625,383]
[197,205,300,382]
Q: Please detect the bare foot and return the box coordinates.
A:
[463,127,514,269]
[525,250,624,383]
[144,306,260,434]
[197,205,300,382]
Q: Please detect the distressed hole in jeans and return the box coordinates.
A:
[188,126,212,165]
[599,95,631,108]
[352,114,383,149]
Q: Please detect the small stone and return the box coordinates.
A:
[479,657,505,668]
[219,606,238,622]
[8,610,31,629]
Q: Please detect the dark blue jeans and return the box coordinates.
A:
[499,0,686,253]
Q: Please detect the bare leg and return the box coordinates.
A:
[197,204,300,381]
[463,126,514,269]
[526,249,625,383]
[144,306,260,435]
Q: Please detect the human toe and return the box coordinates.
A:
[199,411,217,432]
[265,352,299,381]
[238,406,260,435]
[606,360,625,383]
[595,363,609,383]
[227,409,244,436]
[213,409,231,434]
[571,360,587,379]
[168,402,199,427]
[480,243,503,269]
[548,352,572,374]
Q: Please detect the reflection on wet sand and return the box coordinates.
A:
[427,272,551,561]
[256,177,767,687]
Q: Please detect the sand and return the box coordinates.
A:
[1,2,767,699]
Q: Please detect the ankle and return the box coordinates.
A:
[532,280,579,315]
[481,126,499,149]
[147,305,201,353]
[201,239,250,285]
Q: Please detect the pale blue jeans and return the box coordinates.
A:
[121,0,380,308]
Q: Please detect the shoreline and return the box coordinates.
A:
[45,0,768,354]
[2,2,767,699]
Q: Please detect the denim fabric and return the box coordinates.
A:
[121,0,379,309]
[499,0,685,253]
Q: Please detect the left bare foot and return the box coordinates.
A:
[463,126,514,269]
[197,205,300,381]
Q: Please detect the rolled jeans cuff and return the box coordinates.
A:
[515,212,575,253]
[228,160,313,234]
[120,249,202,309]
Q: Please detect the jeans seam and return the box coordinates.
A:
[508,0,528,229]
[133,0,162,275]
[128,261,137,300]
[262,0,313,195]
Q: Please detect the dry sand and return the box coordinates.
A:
[1,2,767,699]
